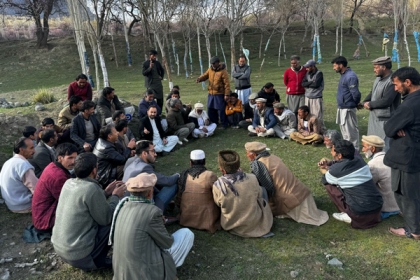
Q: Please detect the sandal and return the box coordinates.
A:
[388,227,420,240]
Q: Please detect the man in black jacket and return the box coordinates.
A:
[70,100,101,153]
[384,67,420,240]
[257,83,280,108]
[93,125,136,188]
[322,140,383,229]
[142,50,165,109]
[96,87,124,126]
[29,129,58,177]
[238,92,257,129]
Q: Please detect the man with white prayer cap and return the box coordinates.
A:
[188,102,217,138]
[111,173,194,279]
[247,98,277,137]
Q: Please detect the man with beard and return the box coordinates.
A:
[67,74,92,101]
[257,82,280,108]
[247,98,277,137]
[29,129,58,178]
[362,56,400,152]
[58,95,83,129]
[238,92,257,129]
[188,102,217,138]
[32,143,78,233]
[272,103,296,139]
[290,105,324,145]
[232,54,252,104]
[196,56,230,128]
[302,59,325,129]
[384,67,420,240]
[142,50,165,109]
[138,89,167,131]
[331,56,361,150]
[283,55,307,114]
[96,87,124,126]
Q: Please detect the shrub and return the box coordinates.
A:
[33,88,56,104]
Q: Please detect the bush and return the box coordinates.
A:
[33,88,56,104]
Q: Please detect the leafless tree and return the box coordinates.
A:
[347,0,367,34]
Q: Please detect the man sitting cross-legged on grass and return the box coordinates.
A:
[213,150,273,237]
[245,141,329,226]
[52,153,126,271]
[272,103,297,139]
[238,92,257,129]
[188,102,217,138]
[167,98,195,144]
[29,129,58,178]
[290,105,324,145]
[110,173,194,280]
[176,150,221,233]
[321,140,383,229]
[247,98,277,137]
[225,91,243,128]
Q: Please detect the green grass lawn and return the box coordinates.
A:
[1,27,420,279]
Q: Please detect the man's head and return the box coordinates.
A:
[331,56,348,74]
[115,119,128,134]
[255,98,267,111]
[74,152,97,179]
[331,140,355,161]
[149,50,158,61]
[303,59,316,73]
[238,55,247,67]
[297,105,310,120]
[41,129,57,147]
[170,89,180,99]
[194,103,204,115]
[263,82,274,93]
[145,89,155,102]
[290,55,301,70]
[173,85,180,91]
[126,173,157,199]
[102,87,115,100]
[112,110,126,122]
[23,126,36,139]
[69,95,83,111]
[372,56,392,78]
[229,91,238,104]
[99,125,118,143]
[13,137,35,159]
[361,135,384,159]
[273,103,285,115]
[190,149,206,166]
[391,66,420,96]
[218,150,240,174]
[323,130,342,149]
[81,100,95,116]
[75,74,88,88]
[135,140,156,164]
[147,105,158,119]
[55,143,78,170]
[41,118,55,130]
[169,98,182,109]
[244,141,267,161]
[248,92,258,104]
[210,56,220,69]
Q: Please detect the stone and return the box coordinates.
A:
[0,98,6,103]
[195,263,201,268]
[327,258,343,269]
[35,104,45,111]
[14,102,21,107]
[4,258,12,263]
[0,269,10,280]
[409,277,420,280]
[23,102,30,107]
[9,242,15,246]
[290,271,299,278]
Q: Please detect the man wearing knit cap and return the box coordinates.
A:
[361,135,400,219]
[188,102,217,138]
[362,56,400,152]
[112,173,194,279]
[177,150,220,233]
[248,98,277,137]
[272,103,296,139]
[213,150,273,237]
[245,142,329,226]
[196,56,230,128]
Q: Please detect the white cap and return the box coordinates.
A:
[190,149,205,160]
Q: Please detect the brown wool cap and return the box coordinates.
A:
[361,135,385,148]
[273,103,286,109]
[218,150,240,174]
[126,173,157,192]
[371,56,391,65]
[244,142,267,153]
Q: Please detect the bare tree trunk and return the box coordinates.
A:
[205,34,212,67]
[127,18,139,36]
[230,33,235,75]
[259,33,263,58]
[120,0,132,66]
[239,31,244,55]
[155,33,173,90]
[97,41,109,87]
[278,37,282,67]
[282,32,287,60]
[214,33,218,56]
[197,25,205,90]
[300,24,309,54]
[110,32,119,68]
[164,33,174,73]
[184,38,189,78]
[335,25,339,55]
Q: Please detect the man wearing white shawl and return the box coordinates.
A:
[188,103,217,138]
[272,103,297,139]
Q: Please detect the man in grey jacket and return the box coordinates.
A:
[123,140,179,212]
[302,60,325,129]
[51,153,126,271]
[232,55,252,104]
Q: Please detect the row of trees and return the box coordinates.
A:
[1,0,419,90]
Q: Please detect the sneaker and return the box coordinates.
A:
[198,133,205,138]
[248,132,257,137]
[332,212,352,224]
[183,138,189,142]
[177,141,183,145]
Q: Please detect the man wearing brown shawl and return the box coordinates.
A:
[213,150,273,237]
[177,150,220,233]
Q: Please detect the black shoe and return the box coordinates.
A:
[248,132,257,136]
[162,151,170,156]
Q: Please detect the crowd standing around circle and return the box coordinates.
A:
[1,49,420,278]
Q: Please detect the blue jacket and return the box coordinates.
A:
[336,68,361,109]
[252,108,277,129]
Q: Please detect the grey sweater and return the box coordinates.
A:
[51,177,119,261]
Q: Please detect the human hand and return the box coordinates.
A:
[397,129,406,137]
[196,78,201,83]
[144,127,150,134]
[150,61,154,68]
[104,180,119,196]
[356,103,364,110]
[163,138,168,145]
[83,142,92,152]
[204,119,210,126]
[363,102,370,109]
[127,138,136,149]
[224,95,230,102]
[202,127,208,133]
[130,150,136,157]
[112,182,127,198]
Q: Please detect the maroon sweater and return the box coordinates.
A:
[32,162,72,230]
[67,81,93,101]
[283,67,307,95]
